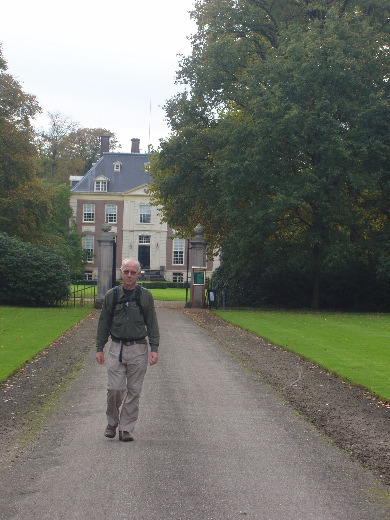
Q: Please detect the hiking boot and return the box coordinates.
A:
[119,431,134,442]
[104,424,117,438]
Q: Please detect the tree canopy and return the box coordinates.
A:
[150,0,390,309]
[36,112,119,183]
[0,44,53,243]
[0,48,85,278]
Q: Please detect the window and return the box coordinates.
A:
[140,204,151,223]
[83,204,95,222]
[139,235,150,244]
[94,180,107,192]
[70,176,83,188]
[82,235,94,263]
[105,204,117,223]
[173,272,183,283]
[113,162,121,172]
[173,238,184,265]
[85,271,93,281]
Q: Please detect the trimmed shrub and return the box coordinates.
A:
[0,232,70,306]
[135,281,187,289]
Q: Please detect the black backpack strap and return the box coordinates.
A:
[110,285,119,323]
[134,285,146,322]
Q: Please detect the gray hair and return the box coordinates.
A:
[121,258,141,272]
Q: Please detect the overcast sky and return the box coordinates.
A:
[1,0,196,152]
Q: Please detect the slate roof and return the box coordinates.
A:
[71,152,151,193]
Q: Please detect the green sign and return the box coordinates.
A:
[193,270,205,285]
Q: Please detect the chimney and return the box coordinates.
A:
[100,135,110,156]
[131,138,140,154]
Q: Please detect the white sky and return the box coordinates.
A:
[1,0,196,152]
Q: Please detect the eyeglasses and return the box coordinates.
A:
[122,270,138,275]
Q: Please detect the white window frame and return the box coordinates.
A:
[83,204,95,222]
[94,180,107,192]
[173,238,185,265]
[139,235,151,244]
[139,204,151,224]
[173,272,184,283]
[82,235,94,263]
[113,162,121,172]
[105,204,117,223]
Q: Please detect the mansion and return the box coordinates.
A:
[70,136,217,282]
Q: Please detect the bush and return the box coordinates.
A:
[71,280,97,286]
[0,232,70,306]
[135,281,188,289]
[211,260,390,311]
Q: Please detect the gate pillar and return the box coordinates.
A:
[190,224,207,308]
[95,225,115,308]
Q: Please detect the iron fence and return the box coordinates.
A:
[65,281,97,307]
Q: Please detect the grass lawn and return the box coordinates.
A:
[70,286,187,302]
[148,288,187,301]
[214,310,390,401]
[0,307,93,382]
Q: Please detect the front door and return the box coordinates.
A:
[138,245,150,269]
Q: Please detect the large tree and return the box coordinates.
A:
[0,48,87,277]
[150,0,390,309]
[45,184,86,279]
[0,45,53,243]
[37,113,119,183]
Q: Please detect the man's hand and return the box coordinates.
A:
[149,352,158,366]
[96,352,105,364]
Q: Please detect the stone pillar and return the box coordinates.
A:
[95,225,115,308]
[190,224,207,308]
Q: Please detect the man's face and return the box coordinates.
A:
[121,262,140,289]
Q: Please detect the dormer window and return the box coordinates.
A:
[113,161,122,172]
[94,175,109,192]
[94,180,107,192]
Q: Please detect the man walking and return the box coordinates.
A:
[95,258,159,442]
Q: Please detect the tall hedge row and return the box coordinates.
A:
[0,232,70,306]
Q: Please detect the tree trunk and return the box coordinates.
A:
[311,244,321,310]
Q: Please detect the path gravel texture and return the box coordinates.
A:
[0,303,388,519]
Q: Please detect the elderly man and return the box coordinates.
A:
[95,258,159,441]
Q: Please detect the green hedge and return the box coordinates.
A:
[137,281,188,289]
[0,232,70,306]
[71,280,97,286]
[71,280,189,289]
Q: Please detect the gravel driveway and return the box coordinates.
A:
[0,303,388,510]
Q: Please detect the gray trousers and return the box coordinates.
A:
[106,338,149,433]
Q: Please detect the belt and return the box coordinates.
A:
[110,335,147,362]
[110,335,147,345]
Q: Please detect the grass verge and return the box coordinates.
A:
[0,307,93,382]
[149,288,187,301]
[214,310,390,401]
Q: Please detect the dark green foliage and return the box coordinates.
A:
[151,0,390,310]
[211,259,390,312]
[46,184,85,279]
[0,232,70,306]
